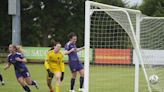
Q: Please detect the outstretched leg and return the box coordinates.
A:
[47,77,54,92]
[17,77,31,92]
[25,76,39,89]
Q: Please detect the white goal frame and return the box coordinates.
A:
[84,1,156,92]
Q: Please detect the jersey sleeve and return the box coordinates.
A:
[44,52,50,70]
[60,62,65,72]
[17,53,25,59]
[61,53,64,60]
[64,44,70,51]
[60,53,65,72]
[44,61,50,70]
[59,52,64,63]
[20,53,25,59]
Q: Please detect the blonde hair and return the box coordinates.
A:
[16,45,24,53]
[9,44,24,54]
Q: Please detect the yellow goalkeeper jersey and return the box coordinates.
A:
[44,50,65,73]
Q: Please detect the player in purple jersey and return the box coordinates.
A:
[4,44,39,92]
[64,32,84,92]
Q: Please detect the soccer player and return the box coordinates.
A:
[4,44,39,92]
[64,32,84,92]
[0,73,5,85]
[49,46,65,82]
[44,42,64,92]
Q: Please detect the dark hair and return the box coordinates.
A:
[68,32,77,39]
[54,42,60,46]
[49,42,60,51]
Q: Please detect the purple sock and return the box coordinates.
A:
[71,78,75,90]
[80,77,84,88]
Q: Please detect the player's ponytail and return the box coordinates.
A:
[16,45,23,53]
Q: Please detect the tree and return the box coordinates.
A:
[0,0,126,47]
[0,0,12,46]
[21,0,86,47]
[139,0,164,16]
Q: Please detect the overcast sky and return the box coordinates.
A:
[123,0,143,6]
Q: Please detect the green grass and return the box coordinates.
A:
[0,64,159,92]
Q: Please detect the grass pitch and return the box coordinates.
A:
[0,64,158,92]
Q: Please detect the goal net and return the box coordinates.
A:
[138,17,164,92]
[84,1,164,92]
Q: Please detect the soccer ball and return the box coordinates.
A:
[149,75,159,84]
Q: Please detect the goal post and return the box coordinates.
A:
[84,1,164,92]
[84,1,91,92]
[134,13,141,92]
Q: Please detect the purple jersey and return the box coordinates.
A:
[65,42,83,72]
[64,42,79,62]
[8,53,28,72]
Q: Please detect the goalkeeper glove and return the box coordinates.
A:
[47,69,54,78]
[60,72,64,81]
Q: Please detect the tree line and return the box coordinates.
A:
[0,0,163,47]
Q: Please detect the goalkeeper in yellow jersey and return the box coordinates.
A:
[44,42,65,92]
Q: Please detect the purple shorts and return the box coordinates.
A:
[15,69,30,78]
[68,61,83,72]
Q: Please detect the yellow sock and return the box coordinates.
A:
[56,85,60,92]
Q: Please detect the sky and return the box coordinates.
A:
[122,0,143,6]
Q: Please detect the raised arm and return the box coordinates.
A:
[76,46,84,52]
[63,48,75,55]
[15,57,27,62]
